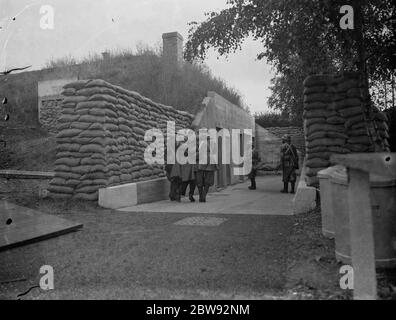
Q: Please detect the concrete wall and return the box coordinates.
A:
[192,91,255,187]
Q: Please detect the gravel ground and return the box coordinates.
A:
[1,179,395,300]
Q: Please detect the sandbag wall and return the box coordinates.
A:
[303,72,390,187]
[47,79,194,200]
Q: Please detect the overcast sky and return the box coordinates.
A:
[0,0,274,113]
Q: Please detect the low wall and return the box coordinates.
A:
[47,79,194,200]
[303,72,390,187]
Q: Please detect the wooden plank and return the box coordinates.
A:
[331,153,396,178]
[348,169,377,300]
[0,170,55,179]
[0,201,82,251]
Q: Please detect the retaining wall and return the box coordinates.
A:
[303,72,390,187]
[47,79,194,200]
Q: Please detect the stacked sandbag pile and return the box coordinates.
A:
[303,73,389,187]
[48,79,194,200]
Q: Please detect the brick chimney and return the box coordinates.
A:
[162,32,184,69]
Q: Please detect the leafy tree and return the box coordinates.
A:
[185,0,395,122]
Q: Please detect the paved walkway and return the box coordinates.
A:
[119,175,296,216]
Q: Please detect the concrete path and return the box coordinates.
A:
[119,175,296,216]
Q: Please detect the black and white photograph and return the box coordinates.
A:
[0,0,395,305]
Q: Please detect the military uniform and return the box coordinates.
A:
[195,141,218,202]
[248,149,261,190]
[180,162,196,202]
[280,136,299,193]
[165,163,182,201]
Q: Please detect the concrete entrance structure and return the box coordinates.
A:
[192,91,255,189]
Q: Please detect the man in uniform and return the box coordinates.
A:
[280,135,299,194]
[165,161,182,202]
[179,136,197,202]
[165,141,183,202]
[195,137,218,202]
[248,144,261,190]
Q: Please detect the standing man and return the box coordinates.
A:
[248,144,261,190]
[195,137,218,202]
[165,141,182,202]
[280,135,299,194]
[180,136,197,202]
[165,162,182,202]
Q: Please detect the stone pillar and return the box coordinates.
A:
[162,32,184,69]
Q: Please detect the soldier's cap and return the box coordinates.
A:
[282,135,291,142]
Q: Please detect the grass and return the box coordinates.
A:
[44,46,244,115]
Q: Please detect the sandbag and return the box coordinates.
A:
[79,144,105,154]
[326,132,348,140]
[48,192,73,199]
[303,86,327,95]
[307,138,345,148]
[307,152,331,160]
[306,146,329,153]
[347,144,370,152]
[55,171,81,180]
[61,88,76,96]
[338,106,363,118]
[77,86,117,97]
[55,158,81,167]
[304,109,330,119]
[304,93,332,103]
[58,114,80,123]
[303,75,333,87]
[306,131,327,141]
[345,114,365,128]
[63,96,87,104]
[306,158,330,168]
[327,146,350,154]
[307,124,345,135]
[56,143,81,152]
[73,192,98,201]
[348,136,371,145]
[63,80,89,90]
[88,93,118,104]
[348,128,367,136]
[79,114,106,124]
[75,185,103,194]
[336,79,359,92]
[305,167,325,177]
[305,118,326,127]
[327,116,345,125]
[47,185,74,194]
[80,172,106,180]
[78,130,106,138]
[305,176,319,187]
[70,122,92,130]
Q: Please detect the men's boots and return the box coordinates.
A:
[198,187,204,202]
[203,185,210,202]
[249,178,256,190]
[281,182,288,193]
[189,183,196,202]
[290,182,295,194]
